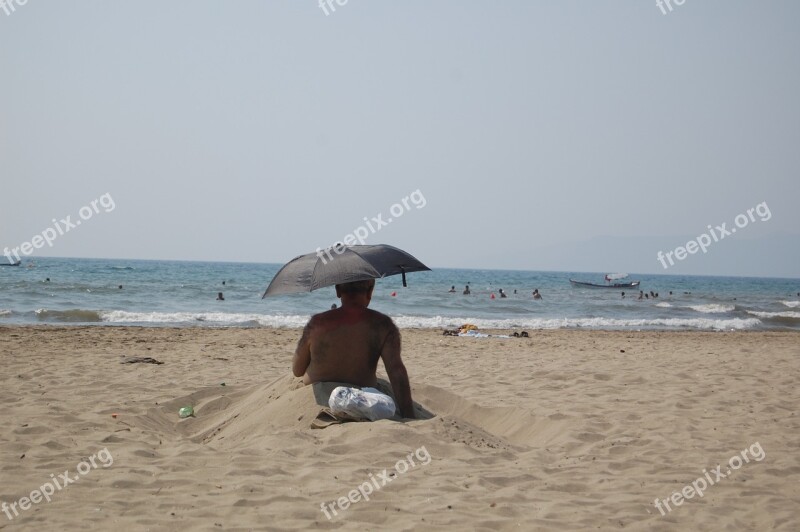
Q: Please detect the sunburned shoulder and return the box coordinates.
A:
[309,308,395,329]
[358,308,397,328]
[364,307,392,320]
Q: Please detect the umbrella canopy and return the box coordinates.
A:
[262,244,431,297]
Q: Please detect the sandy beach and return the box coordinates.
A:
[0,326,798,531]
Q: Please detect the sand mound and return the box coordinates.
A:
[411,383,568,447]
[132,375,568,453]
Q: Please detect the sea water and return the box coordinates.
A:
[0,257,798,331]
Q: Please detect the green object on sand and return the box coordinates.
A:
[178,406,194,418]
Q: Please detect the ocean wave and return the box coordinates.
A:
[687,304,736,314]
[655,302,672,308]
[393,316,761,331]
[99,310,310,327]
[109,266,135,270]
[0,310,12,318]
[18,309,764,330]
[746,311,800,319]
[781,300,800,308]
[35,309,103,322]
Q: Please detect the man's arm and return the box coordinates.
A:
[379,322,415,419]
[293,320,313,378]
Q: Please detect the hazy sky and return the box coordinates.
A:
[1,1,798,277]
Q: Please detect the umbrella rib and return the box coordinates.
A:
[346,246,406,276]
[347,248,383,279]
[309,248,381,291]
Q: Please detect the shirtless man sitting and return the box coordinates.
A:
[292,279,415,419]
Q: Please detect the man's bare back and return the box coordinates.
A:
[293,280,415,418]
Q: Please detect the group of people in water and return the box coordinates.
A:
[620,290,675,300]
[215,280,549,302]
[638,290,661,300]
[448,285,543,299]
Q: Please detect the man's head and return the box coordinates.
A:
[334,279,376,306]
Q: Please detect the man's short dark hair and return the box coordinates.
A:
[335,279,375,294]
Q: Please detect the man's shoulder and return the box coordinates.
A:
[306,311,331,327]
[364,307,395,324]
[309,307,396,330]
[343,308,396,329]
[309,309,339,322]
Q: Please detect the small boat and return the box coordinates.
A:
[1,260,21,267]
[570,273,640,289]
[570,279,640,289]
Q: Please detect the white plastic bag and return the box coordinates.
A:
[328,386,396,421]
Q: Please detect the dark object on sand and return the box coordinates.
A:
[121,356,164,365]
[263,244,431,297]
[511,331,530,338]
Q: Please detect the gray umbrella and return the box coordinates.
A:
[262,244,431,297]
